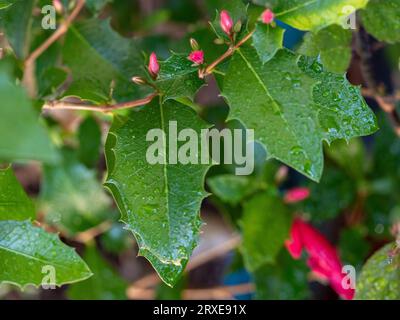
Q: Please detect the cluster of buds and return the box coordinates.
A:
[188,38,204,65]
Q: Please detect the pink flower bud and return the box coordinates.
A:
[284,187,310,204]
[53,0,63,13]
[188,50,204,65]
[148,52,159,78]
[220,10,234,36]
[261,9,275,24]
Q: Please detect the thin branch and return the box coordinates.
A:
[25,0,86,66]
[128,234,241,291]
[73,221,113,243]
[43,92,159,113]
[199,30,255,78]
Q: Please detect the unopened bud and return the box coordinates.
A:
[233,20,242,33]
[188,50,204,65]
[214,38,225,45]
[190,38,200,51]
[261,9,275,24]
[284,187,310,204]
[53,0,63,14]
[131,76,146,85]
[220,10,234,36]
[148,52,160,78]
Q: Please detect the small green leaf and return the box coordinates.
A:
[0,220,92,288]
[40,150,112,236]
[0,74,58,164]
[252,23,285,64]
[223,47,377,181]
[105,99,211,286]
[299,25,352,74]
[356,243,400,300]
[361,0,400,44]
[240,191,291,271]
[67,244,127,300]
[207,174,259,206]
[0,0,13,10]
[0,167,35,221]
[157,53,204,102]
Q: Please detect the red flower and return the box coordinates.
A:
[261,9,275,24]
[220,10,234,36]
[285,218,355,300]
[188,50,204,65]
[284,187,310,203]
[148,52,159,78]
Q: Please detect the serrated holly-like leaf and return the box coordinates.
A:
[0,220,92,288]
[361,0,400,44]
[299,25,352,73]
[253,0,368,32]
[105,99,211,286]
[62,19,151,104]
[0,74,58,164]
[222,47,377,181]
[356,243,400,300]
[0,167,35,221]
[252,23,285,64]
[0,0,35,59]
[40,149,112,236]
[67,244,127,300]
[157,53,204,102]
[240,191,291,271]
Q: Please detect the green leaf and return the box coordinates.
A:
[253,249,310,299]
[0,0,35,59]
[361,0,400,44]
[207,174,259,206]
[157,53,204,102]
[240,191,291,271]
[300,165,356,222]
[0,74,58,164]
[0,220,92,288]
[40,150,111,236]
[0,167,35,221]
[325,138,366,180]
[222,47,377,181]
[298,25,352,73]
[339,227,370,269]
[272,0,369,32]
[67,244,127,300]
[85,0,112,14]
[0,0,13,10]
[356,243,400,300]
[105,99,211,286]
[62,19,151,104]
[252,23,285,64]
[78,117,102,168]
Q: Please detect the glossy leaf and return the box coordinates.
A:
[0,167,35,221]
[105,99,211,286]
[356,243,400,300]
[223,47,377,181]
[252,23,285,64]
[62,19,151,104]
[270,0,369,32]
[0,220,92,288]
[0,74,58,164]
[157,53,204,102]
[0,0,35,59]
[361,0,400,44]
[240,191,291,271]
[299,25,352,73]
